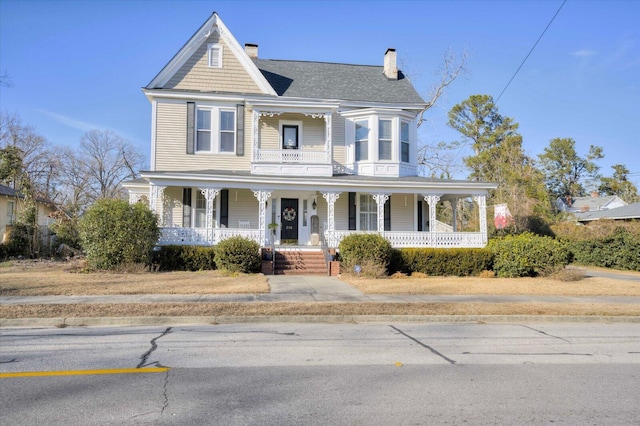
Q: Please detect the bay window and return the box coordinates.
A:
[401,121,410,163]
[355,120,368,161]
[378,119,392,160]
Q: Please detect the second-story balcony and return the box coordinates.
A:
[250,106,335,177]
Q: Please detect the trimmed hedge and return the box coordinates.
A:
[488,232,570,277]
[399,248,493,276]
[152,245,217,271]
[569,228,640,271]
[214,236,261,273]
[338,233,393,277]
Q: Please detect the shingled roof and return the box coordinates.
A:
[252,58,426,105]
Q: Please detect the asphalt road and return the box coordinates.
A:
[1,322,639,425]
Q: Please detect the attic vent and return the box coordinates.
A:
[208,43,222,68]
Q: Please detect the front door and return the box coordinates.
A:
[280,198,299,242]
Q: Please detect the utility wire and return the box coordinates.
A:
[495,0,567,104]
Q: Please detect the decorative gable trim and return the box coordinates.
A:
[147,13,277,96]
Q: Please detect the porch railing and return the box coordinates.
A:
[159,227,261,246]
[325,230,485,249]
[255,149,329,163]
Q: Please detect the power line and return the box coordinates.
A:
[495,0,567,104]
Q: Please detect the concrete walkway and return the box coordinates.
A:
[2,274,640,306]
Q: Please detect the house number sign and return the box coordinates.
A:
[282,207,296,222]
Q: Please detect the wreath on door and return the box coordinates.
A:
[282,207,296,222]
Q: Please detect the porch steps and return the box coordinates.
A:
[271,248,328,275]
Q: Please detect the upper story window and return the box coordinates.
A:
[282,125,299,149]
[196,107,236,154]
[207,44,222,68]
[401,121,410,163]
[6,200,15,225]
[355,120,369,161]
[378,119,392,161]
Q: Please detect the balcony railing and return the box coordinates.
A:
[325,230,485,249]
[255,149,330,163]
[159,227,261,246]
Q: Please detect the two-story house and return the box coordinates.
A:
[124,13,495,257]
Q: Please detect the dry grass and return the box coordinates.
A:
[0,260,269,296]
[341,274,640,296]
[1,302,639,319]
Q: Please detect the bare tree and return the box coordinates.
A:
[78,129,144,202]
[0,70,12,88]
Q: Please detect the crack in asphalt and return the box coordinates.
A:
[137,327,172,369]
[519,325,571,343]
[390,325,457,365]
[160,369,170,415]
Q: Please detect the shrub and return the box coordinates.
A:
[570,227,640,271]
[152,245,217,271]
[4,223,30,257]
[400,248,493,277]
[488,232,570,278]
[214,236,261,273]
[50,217,82,250]
[79,199,159,270]
[338,233,392,277]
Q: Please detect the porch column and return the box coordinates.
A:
[149,185,166,225]
[423,193,442,247]
[324,113,332,164]
[252,109,260,162]
[473,195,488,245]
[372,193,390,233]
[321,192,341,234]
[252,189,273,246]
[199,188,220,230]
[452,197,458,232]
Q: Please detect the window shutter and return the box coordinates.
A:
[236,104,244,156]
[186,102,195,154]
[220,189,229,228]
[182,188,192,228]
[417,200,423,232]
[384,197,391,231]
[348,192,356,230]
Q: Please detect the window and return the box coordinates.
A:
[208,44,222,68]
[401,121,410,163]
[182,188,192,227]
[220,110,235,153]
[6,200,15,225]
[195,107,235,153]
[378,119,392,160]
[192,190,217,228]
[282,125,299,149]
[355,120,368,161]
[196,109,211,152]
[359,194,377,231]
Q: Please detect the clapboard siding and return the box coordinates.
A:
[389,194,414,231]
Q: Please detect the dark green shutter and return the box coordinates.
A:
[417,200,423,231]
[348,192,356,230]
[384,196,391,231]
[186,102,195,154]
[236,104,244,156]
[182,188,192,227]
[220,189,229,228]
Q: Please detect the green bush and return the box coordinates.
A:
[488,232,570,278]
[569,227,640,271]
[214,236,261,273]
[400,248,493,276]
[50,218,81,250]
[4,223,30,257]
[338,233,392,277]
[79,199,159,270]
[152,245,217,271]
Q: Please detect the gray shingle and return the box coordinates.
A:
[252,59,425,104]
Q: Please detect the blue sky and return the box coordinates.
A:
[1,0,639,185]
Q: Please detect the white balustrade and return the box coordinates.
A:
[159,227,261,246]
[324,231,485,249]
[256,149,329,163]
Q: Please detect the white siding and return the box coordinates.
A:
[389,194,414,231]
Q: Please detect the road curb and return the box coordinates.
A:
[2,314,640,328]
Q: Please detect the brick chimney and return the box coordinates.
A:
[245,43,258,58]
[384,48,398,80]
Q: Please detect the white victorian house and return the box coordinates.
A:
[124,13,496,260]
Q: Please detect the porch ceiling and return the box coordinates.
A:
[138,169,497,195]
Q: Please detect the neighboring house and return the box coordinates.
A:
[556,193,627,214]
[0,184,56,244]
[575,202,640,223]
[124,13,496,252]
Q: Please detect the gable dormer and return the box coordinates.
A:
[146,13,276,96]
